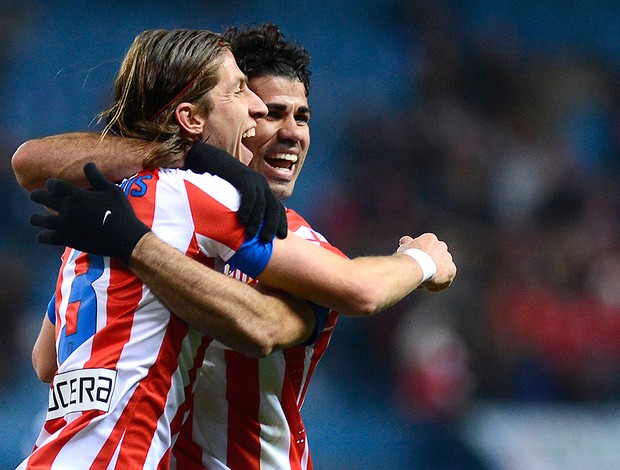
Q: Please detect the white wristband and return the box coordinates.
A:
[401,248,436,282]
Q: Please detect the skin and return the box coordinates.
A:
[197,51,266,165]
[244,76,311,200]
[20,58,456,383]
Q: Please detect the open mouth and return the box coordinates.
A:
[264,153,298,171]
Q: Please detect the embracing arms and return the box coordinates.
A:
[31,164,455,319]
[12,132,147,190]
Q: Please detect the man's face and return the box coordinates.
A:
[243,76,310,200]
[200,50,267,165]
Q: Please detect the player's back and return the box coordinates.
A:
[19,168,260,470]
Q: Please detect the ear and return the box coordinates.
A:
[175,102,207,136]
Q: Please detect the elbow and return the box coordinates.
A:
[36,369,56,384]
[238,337,275,359]
[230,327,279,359]
[342,283,386,317]
[12,140,43,191]
[32,356,56,383]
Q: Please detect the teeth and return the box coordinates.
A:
[242,128,255,138]
[271,153,298,163]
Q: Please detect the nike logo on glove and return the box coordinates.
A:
[102,210,112,226]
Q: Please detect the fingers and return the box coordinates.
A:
[30,188,61,211]
[36,229,65,246]
[245,188,266,240]
[258,197,284,243]
[236,181,257,227]
[30,213,63,246]
[276,202,288,239]
[399,235,414,246]
[30,213,60,229]
[84,163,114,191]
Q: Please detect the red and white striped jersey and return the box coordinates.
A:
[19,168,273,470]
[171,209,345,470]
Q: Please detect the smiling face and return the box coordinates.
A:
[200,50,267,165]
[243,75,310,200]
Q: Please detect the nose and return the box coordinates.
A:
[278,115,304,143]
[247,89,267,119]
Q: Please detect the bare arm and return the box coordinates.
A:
[32,316,57,383]
[129,233,316,358]
[129,229,455,324]
[12,132,151,190]
[259,231,455,316]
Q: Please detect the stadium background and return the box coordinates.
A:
[2,1,620,468]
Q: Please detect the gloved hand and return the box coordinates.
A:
[184,142,287,243]
[30,163,150,264]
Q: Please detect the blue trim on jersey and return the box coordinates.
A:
[47,294,56,325]
[227,230,273,279]
[301,303,330,346]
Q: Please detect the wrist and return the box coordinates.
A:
[400,248,436,282]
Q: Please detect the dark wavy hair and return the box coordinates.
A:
[223,23,311,96]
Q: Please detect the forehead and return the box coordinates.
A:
[216,50,246,88]
[247,75,308,108]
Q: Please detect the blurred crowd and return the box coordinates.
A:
[312,1,620,417]
[2,0,620,468]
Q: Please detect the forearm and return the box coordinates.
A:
[12,132,151,190]
[261,233,426,316]
[128,233,315,357]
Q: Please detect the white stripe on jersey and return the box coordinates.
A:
[20,168,269,470]
[170,209,345,470]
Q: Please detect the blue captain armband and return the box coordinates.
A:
[47,294,56,325]
[227,229,273,279]
[301,303,331,346]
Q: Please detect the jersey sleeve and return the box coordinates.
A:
[300,303,331,346]
[183,173,273,278]
[47,293,56,325]
[286,209,347,345]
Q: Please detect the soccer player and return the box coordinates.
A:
[15,28,456,469]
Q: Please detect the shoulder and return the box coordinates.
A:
[286,209,347,258]
[155,168,241,210]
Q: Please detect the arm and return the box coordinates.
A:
[129,229,453,320]
[13,136,286,241]
[32,316,57,383]
[30,165,455,354]
[129,233,315,357]
[12,132,148,190]
[259,231,453,316]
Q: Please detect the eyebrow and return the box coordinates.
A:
[266,103,312,115]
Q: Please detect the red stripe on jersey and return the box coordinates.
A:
[225,351,262,469]
[170,337,213,434]
[298,311,339,406]
[93,315,189,468]
[25,411,107,469]
[117,316,189,468]
[85,262,143,370]
[281,347,309,470]
[184,180,246,252]
[171,407,207,469]
[131,169,159,226]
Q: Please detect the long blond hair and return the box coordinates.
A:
[100,29,229,168]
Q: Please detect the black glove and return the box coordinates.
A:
[30,163,150,265]
[184,142,287,243]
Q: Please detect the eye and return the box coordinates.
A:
[235,82,247,96]
[267,109,282,119]
[296,114,310,125]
